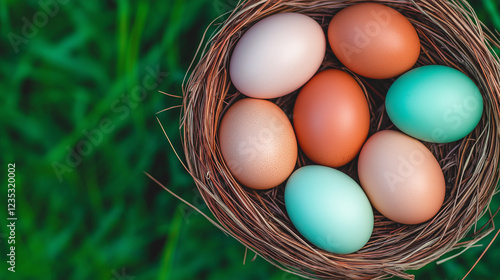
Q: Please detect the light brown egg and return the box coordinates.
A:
[293,69,370,168]
[219,98,297,190]
[328,3,420,79]
[358,130,446,224]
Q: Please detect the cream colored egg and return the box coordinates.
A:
[230,13,326,99]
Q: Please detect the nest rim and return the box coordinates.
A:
[180,0,500,279]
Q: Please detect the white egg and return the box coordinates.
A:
[230,13,326,99]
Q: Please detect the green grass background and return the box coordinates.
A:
[1,0,499,279]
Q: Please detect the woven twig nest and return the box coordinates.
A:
[181,0,500,279]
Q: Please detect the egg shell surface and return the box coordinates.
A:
[293,69,370,167]
[358,130,446,224]
[328,3,420,79]
[285,165,374,254]
[230,13,326,99]
[385,65,483,143]
[219,98,298,190]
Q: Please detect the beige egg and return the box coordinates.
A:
[219,98,297,189]
[357,130,446,224]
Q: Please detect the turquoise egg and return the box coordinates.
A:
[385,65,483,143]
[285,165,373,254]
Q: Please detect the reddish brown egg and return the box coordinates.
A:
[293,69,370,167]
[328,3,421,79]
